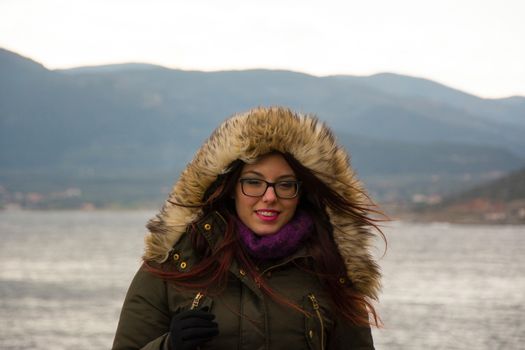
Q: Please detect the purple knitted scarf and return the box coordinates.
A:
[236,210,313,260]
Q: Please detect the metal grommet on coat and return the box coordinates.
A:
[180,261,187,269]
[339,277,346,284]
[239,269,246,276]
[173,253,180,261]
[204,223,212,231]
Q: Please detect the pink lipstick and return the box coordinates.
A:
[255,209,280,222]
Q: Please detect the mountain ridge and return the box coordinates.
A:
[409,167,525,224]
[1,47,524,210]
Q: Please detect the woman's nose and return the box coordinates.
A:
[262,186,277,202]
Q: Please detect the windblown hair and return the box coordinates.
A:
[146,152,384,327]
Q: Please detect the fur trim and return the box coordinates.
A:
[144,106,381,299]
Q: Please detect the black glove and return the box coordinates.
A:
[169,307,219,350]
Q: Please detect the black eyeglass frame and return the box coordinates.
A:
[239,178,302,199]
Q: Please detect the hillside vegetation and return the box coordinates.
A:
[406,167,525,224]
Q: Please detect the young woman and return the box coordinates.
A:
[112,107,383,350]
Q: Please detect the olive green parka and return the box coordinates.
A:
[112,107,381,350]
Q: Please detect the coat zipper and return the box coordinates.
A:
[190,292,204,310]
[308,293,325,350]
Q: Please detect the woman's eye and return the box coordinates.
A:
[277,181,295,189]
[245,179,263,186]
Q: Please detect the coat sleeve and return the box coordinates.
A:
[112,264,172,350]
[327,317,375,350]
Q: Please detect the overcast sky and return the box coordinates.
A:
[1,0,524,98]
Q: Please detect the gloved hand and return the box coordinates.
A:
[169,307,219,350]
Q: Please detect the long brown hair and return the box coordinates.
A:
[146,152,385,327]
[282,152,384,326]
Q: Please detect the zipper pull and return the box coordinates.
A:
[308,293,320,310]
[307,293,325,350]
[190,292,204,310]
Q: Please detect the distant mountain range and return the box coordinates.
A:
[409,167,525,224]
[1,47,524,209]
[444,166,525,203]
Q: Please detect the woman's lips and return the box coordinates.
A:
[255,209,280,222]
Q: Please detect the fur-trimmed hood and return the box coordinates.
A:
[145,107,381,300]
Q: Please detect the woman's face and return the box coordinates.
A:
[234,153,300,236]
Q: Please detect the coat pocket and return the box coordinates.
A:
[303,293,333,350]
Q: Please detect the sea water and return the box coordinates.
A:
[0,211,523,349]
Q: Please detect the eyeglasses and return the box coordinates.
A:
[239,178,301,199]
